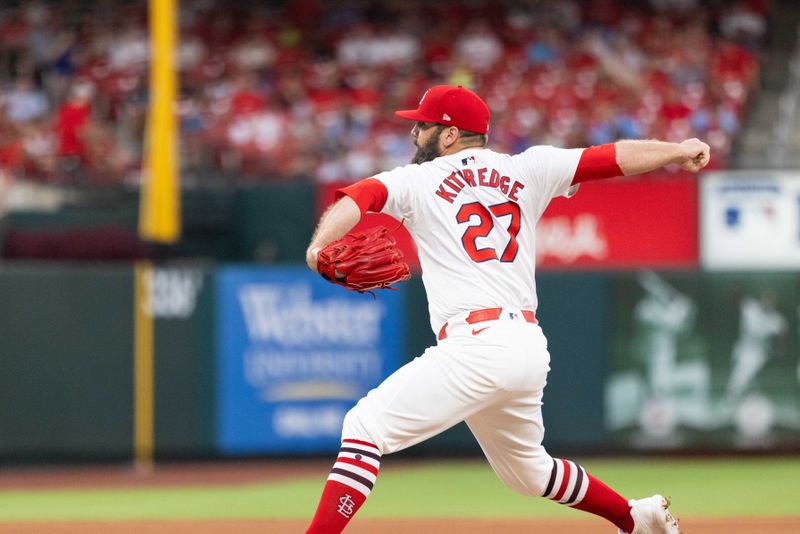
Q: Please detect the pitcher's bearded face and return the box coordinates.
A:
[411,123,445,164]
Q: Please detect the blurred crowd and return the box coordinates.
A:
[0,0,769,187]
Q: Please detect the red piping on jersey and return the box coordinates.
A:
[336,178,389,214]
[572,143,623,184]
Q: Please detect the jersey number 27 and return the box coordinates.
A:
[456,201,521,263]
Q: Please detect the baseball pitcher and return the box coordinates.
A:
[305,85,709,533]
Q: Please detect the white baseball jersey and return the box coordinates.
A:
[372,146,583,333]
[339,144,600,504]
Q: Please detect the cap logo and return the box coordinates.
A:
[442,113,451,121]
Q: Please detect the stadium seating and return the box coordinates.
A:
[0,0,769,185]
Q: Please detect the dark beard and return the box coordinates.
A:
[411,132,442,164]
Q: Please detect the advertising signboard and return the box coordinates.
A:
[216,267,404,454]
[701,171,800,270]
[606,272,800,450]
[538,176,698,269]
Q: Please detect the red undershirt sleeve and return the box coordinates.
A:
[572,143,624,185]
[336,178,389,215]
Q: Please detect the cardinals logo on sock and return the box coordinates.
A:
[337,494,356,518]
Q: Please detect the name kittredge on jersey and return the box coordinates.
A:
[434,166,526,204]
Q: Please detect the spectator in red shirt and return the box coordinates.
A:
[661,86,692,122]
[229,72,266,115]
[55,80,93,161]
[0,125,25,175]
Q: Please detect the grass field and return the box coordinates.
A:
[1,457,799,524]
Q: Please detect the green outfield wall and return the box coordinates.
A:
[0,264,135,459]
[1,263,798,462]
[0,263,219,460]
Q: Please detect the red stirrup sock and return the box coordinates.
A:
[542,458,633,533]
[306,439,381,534]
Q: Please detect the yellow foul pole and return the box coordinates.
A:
[140,0,180,243]
[135,0,179,470]
[134,262,155,471]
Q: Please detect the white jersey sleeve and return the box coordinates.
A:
[372,166,417,224]
[512,145,584,200]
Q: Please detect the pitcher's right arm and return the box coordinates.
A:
[306,196,361,272]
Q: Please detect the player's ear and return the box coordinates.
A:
[442,126,460,148]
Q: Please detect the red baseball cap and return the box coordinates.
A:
[395,85,490,134]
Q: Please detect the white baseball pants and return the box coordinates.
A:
[342,308,556,496]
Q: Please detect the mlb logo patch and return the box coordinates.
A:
[461,156,475,165]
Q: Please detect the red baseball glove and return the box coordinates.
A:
[316,226,410,293]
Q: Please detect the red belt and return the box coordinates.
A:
[437,307,536,341]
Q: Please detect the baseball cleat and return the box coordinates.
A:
[618,495,682,534]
